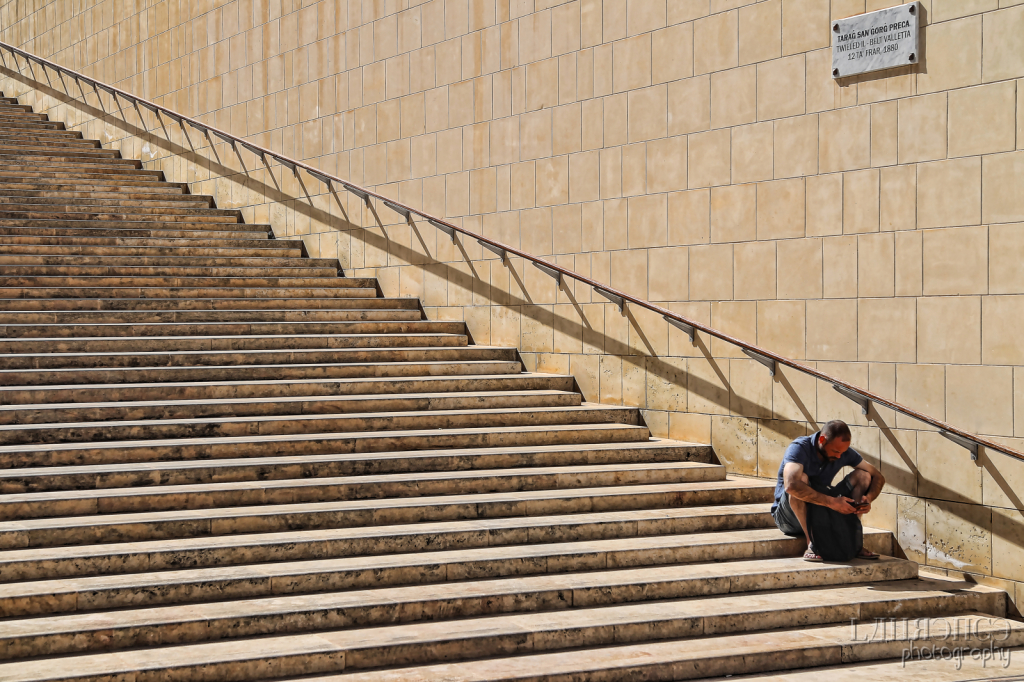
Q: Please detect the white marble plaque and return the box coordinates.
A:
[832,2,919,78]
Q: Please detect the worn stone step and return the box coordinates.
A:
[0,354,510,387]
[0,459,703,520]
[0,319,461,340]
[0,208,238,223]
[0,236,290,251]
[0,500,757,581]
[0,263,341,278]
[6,552,908,618]
[0,137,98,149]
[0,218,269,232]
[0,371,564,406]
[0,558,928,660]
[0,193,212,208]
[0,142,120,154]
[0,179,186,193]
[0,312,423,333]
[0,254,336,269]
[0,164,146,178]
[303,616,1024,682]
[0,120,65,130]
[0,286,377,301]
[0,401,630,448]
[0,582,1004,674]
[0,333,469,358]
[0,420,649,470]
[0,297,418,315]
[0,476,771,548]
[0,341,492,372]
[0,244,304,259]
[0,202,238,217]
[0,275,373,290]
[0,154,141,166]
[0,129,83,140]
[0,225,268,241]
[0,440,707,492]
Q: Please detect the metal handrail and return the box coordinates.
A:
[1,38,1019,464]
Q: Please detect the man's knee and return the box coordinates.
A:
[852,469,871,485]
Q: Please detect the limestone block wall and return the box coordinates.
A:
[3,0,1024,605]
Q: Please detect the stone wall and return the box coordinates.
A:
[2,0,1024,605]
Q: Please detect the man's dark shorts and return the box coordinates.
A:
[772,472,857,537]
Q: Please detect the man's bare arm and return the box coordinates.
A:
[854,459,885,502]
[783,462,852,512]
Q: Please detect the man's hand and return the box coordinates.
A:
[830,496,859,515]
[853,501,871,515]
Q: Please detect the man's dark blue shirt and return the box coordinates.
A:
[772,432,863,513]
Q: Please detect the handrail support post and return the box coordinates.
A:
[742,349,776,377]
[595,287,625,312]
[833,385,871,416]
[664,316,696,343]
[940,430,980,461]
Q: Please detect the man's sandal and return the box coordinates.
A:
[856,548,881,560]
[803,548,823,562]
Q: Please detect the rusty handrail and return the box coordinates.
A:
[1,38,1019,464]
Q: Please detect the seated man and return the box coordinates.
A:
[772,419,885,562]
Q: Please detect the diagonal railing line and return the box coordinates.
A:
[1,38,1020,464]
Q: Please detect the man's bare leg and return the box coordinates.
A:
[849,469,871,502]
[788,473,813,549]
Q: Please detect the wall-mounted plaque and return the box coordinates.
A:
[832,2,919,78]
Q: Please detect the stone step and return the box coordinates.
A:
[0,371,564,406]
[0,310,423,330]
[0,113,51,123]
[0,244,304,259]
[0,297,420,314]
[0,354,512,387]
[0,160,149,174]
[0,225,271,240]
[0,179,186,193]
[0,342,501,372]
[0,256,339,272]
[0,339,490,372]
[0,207,239,222]
[0,332,467,356]
[0,137,98,148]
[0,319,461,340]
[0,129,83,140]
[0,120,65,130]
[0,500,756,581]
[0,236,289,250]
[0,286,377,301]
[0,458,700,519]
[0,476,768,548]
[0,151,132,163]
[0,275,372,289]
[0,193,212,207]
[299,616,1024,682]
[0,263,341,278]
[0,146,124,159]
[0,584,1005,677]
[0,165,160,179]
[0,421,649,469]
[0,559,927,660]
[0,401,630,448]
[0,202,239,217]
[0,440,706,492]
[0,154,130,168]
[8,551,903,618]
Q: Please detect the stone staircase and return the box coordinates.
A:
[0,91,1020,681]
